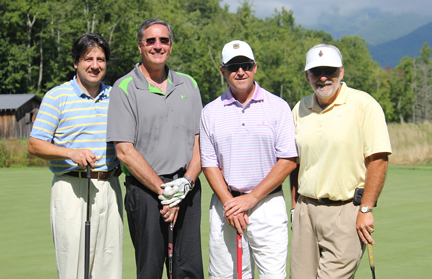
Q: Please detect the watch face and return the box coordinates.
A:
[361,206,370,213]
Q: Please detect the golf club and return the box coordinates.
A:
[85,164,92,279]
[367,243,376,279]
[237,233,242,279]
[168,221,173,279]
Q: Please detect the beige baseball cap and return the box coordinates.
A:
[221,40,255,64]
[305,45,343,71]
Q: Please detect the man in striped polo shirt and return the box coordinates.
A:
[200,40,298,278]
[28,34,123,279]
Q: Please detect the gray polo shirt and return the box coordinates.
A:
[107,64,202,175]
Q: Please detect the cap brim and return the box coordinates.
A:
[305,60,343,71]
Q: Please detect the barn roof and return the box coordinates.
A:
[0,94,41,110]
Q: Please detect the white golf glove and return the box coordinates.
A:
[158,177,192,208]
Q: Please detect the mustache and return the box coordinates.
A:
[316,80,333,86]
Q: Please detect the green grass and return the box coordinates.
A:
[0,166,431,278]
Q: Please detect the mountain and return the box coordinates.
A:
[369,21,432,68]
[304,9,430,46]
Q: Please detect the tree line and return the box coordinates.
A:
[1,0,431,123]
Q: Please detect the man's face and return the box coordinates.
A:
[74,46,107,89]
[220,56,257,94]
[138,24,172,68]
[306,66,344,103]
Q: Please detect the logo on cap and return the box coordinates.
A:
[319,50,323,57]
[233,43,240,49]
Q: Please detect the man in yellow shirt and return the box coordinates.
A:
[290,44,392,279]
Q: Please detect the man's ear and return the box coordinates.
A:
[339,67,344,80]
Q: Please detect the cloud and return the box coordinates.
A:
[219,0,432,26]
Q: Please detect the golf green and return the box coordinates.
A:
[0,166,430,278]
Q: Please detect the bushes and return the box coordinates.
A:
[0,139,48,168]
[1,124,432,167]
[0,141,11,167]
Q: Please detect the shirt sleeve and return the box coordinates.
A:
[200,106,219,168]
[362,99,392,157]
[30,92,60,142]
[274,100,298,159]
[106,82,137,144]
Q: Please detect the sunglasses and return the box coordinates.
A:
[223,61,255,72]
[144,37,170,46]
[309,67,338,76]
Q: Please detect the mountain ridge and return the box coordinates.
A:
[369,21,432,68]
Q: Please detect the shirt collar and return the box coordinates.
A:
[306,82,348,112]
[133,63,181,95]
[222,81,264,106]
[71,76,107,100]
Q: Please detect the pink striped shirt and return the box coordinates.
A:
[200,82,298,193]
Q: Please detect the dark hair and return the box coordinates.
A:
[72,33,110,65]
[137,18,173,43]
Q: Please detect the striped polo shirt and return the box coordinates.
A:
[30,76,118,175]
[200,82,298,193]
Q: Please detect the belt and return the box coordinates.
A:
[316,197,353,205]
[230,185,282,197]
[64,168,116,180]
[126,169,187,186]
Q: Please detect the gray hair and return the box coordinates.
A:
[137,18,173,43]
[308,44,343,62]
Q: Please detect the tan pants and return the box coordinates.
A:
[290,195,364,279]
[50,175,123,279]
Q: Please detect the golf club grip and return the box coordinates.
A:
[237,234,242,279]
[168,222,173,279]
[367,243,375,267]
[86,164,92,179]
[84,222,90,279]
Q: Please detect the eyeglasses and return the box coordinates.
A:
[309,67,338,77]
[223,61,255,72]
[144,37,170,46]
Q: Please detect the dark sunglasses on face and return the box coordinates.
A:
[144,37,170,46]
[223,61,255,72]
[309,67,338,77]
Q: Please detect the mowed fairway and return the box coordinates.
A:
[0,166,431,278]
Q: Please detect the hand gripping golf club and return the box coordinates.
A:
[237,233,242,279]
[84,164,92,279]
[367,243,376,279]
[168,222,173,279]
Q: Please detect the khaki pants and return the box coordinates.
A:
[51,175,123,279]
[290,195,364,279]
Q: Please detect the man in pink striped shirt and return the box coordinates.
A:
[200,40,298,279]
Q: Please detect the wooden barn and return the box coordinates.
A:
[0,94,42,139]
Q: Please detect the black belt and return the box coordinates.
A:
[230,185,282,197]
[311,197,353,205]
[64,168,116,180]
[126,168,186,186]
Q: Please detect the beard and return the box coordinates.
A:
[314,77,341,101]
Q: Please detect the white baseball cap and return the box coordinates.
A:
[221,40,255,64]
[305,45,343,71]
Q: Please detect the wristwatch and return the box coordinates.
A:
[360,206,373,213]
[184,175,195,189]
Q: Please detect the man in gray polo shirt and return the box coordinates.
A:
[106,18,203,279]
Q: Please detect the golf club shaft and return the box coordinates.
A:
[168,222,173,279]
[237,233,242,279]
[367,243,376,279]
[84,165,92,279]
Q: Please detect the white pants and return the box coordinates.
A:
[51,175,123,279]
[209,191,288,279]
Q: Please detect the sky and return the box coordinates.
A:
[218,0,432,27]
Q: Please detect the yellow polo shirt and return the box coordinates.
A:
[292,82,392,200]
